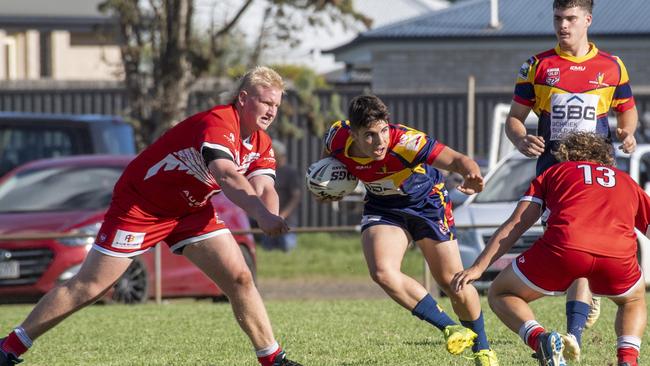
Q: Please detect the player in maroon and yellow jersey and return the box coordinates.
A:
[319,95,498,365]
[505,0,639,358]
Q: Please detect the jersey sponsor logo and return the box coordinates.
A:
[569,65,586,71]
[183,189,219,207]
[355,165,372,170]
[145,147,216,187]
[376,165,400,175]
[398,133,423,151]
[223,133,235,143]
[546,68,560,85]
[437,219,450,235]
[518,62,530,79]
[364,180,404,196]
[550,93,599,140]
[111,229,145,250]
[361,215,382,225]
[238,152,261,173]
[588,72,610,87]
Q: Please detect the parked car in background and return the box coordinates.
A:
[0,155,256,304]
[0,112,136,177]
[454,147,650,291]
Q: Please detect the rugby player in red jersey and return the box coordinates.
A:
[0,66,302,366]
[316,95,498,365]
[452,132,648,366]
[504,0,639,358]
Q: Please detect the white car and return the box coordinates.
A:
[454,146,650,291]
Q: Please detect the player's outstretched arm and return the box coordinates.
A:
[209,159,288,236]
[451,200,541,292]
[506,101,544,157]
[249,174,280,216]
[432,146,484,195]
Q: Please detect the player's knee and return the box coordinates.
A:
[231,268,255,289]
[369,268,398,289]
[487,286,502,310]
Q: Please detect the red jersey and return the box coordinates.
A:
[520,161,650,258]
[114,104,276,217]
[325,120,446,207]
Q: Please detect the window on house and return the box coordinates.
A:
[1,36,17,80]
[39,31,51,78]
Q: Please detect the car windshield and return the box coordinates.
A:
[474,158,537,203]
[0,165,121,213]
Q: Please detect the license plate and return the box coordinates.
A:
[489,254,517,271]
[0,261,19,279]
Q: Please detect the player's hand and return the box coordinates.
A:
[256,212,289,236]
[515,135,545,157]
[451,266,483,293]
[617,128,636,153]
[456,173,484,195]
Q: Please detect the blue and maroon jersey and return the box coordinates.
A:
[324,120,446,207]
[513,43,635,175]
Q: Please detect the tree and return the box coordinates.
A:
[99,0,369,148]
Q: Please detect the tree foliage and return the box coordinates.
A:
[98,0,369,148]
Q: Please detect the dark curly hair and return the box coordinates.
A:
[553,132,614,166]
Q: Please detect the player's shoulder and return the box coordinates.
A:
[594,48,627,68]
[255,130,273,150]
[325,120,351,149]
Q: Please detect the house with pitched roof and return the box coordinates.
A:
[0,0,121,81]
[327,0,650,94]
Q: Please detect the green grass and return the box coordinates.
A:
[256,233,424,280]
[1,233,648,365]
[1,296,648,365]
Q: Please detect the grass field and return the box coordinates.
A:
[1,297,648,365]
[0,233,648,365]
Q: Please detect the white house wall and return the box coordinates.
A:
[51,31,121,81]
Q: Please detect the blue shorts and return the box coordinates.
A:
[361,192,456,242]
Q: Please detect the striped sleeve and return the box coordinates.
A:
[513,56,537,107]
[611,57,636,112]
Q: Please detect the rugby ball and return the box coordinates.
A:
[306,157,359,200]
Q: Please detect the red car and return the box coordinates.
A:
[0,155,256,304]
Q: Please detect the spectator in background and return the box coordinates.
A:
[262,141,302,252]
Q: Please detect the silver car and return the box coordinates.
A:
[454,146,650,291]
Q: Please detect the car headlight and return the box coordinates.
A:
[58,264,82,282]
[57,222,102,247]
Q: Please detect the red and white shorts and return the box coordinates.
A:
[513,242,643,297]
[93,200,228,258]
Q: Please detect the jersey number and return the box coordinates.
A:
[577,164,616,188]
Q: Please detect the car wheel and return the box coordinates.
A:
[239,244,256,283]
[112,258,148,304]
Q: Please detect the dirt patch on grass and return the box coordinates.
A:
[257,278,387,300]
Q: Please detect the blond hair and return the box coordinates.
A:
[233,66,285,102]
[553,132,614,166]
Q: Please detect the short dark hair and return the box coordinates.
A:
[347,95,390,130]
[553,0,593,13]
[553,132,614,166]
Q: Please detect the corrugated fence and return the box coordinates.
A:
[1,84,649,227]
